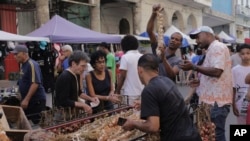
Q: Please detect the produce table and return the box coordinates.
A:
[24,106,160,141]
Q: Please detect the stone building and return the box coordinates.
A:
[1,0,242,41]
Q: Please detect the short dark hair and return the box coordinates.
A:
[121,35,139,52]
[100,42,109,49]
[90,50,107,68]
[239,43,250,52]
[138,54,159,71]
[172,32,183,42]
[68,50,89,67]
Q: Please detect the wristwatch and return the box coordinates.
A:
[192,65,198,71]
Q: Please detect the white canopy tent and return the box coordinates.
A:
[217,31,235,42]
[164,25,196,45]
[0,30,50,42]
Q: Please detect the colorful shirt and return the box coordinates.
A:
[197,40,233,107]
[106,52,116,83]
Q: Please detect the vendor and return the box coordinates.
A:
[122,54,201,141]
[12,45,46,124]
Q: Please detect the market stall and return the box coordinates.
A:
[23,106,160,141]
[0,30,49,42]
[27,15,121,44]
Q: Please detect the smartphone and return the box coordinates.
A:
[117,117,127,126]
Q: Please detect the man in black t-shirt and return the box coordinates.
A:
[122,54,201,141]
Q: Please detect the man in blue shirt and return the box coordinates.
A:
[12,45,46,124]
[57,45,73,73]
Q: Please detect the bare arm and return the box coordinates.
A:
[232,88,239,116]
[21,83,39,109]
[115,70,127,94]
[245,73,250,84]
[123,116,160,133]
[162,57,179,80]
[195,65,223,77]
[180,61,223,78]
[24,83,39,102]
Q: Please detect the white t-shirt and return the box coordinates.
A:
[232,65,250,116]
[119,50,144,96]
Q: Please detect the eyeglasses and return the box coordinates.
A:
[95,60,105,64]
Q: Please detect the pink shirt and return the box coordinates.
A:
[197,40,233,107]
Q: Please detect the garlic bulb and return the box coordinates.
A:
[156,6,164,56]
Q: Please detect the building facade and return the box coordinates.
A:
[235,0,250,43]
[1,0,241,41]
[100,0,204,35]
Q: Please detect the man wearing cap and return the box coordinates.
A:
[147,4,182,81]
[12,45,46,124]
[99,42,116,84]
[180,26,232,141]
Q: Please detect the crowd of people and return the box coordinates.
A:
[11,3,250,141]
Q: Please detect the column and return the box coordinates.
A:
[36,0,50,27]
[90,0,101,32]
[132,1,142,35]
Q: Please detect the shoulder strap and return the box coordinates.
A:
[197,55,206,66]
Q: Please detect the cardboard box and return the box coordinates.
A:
[0,105,32,141]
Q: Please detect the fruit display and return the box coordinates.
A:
[30,106,160,141]
[156,5,165,56]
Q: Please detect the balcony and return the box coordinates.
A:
[236,5,250,17]
[169,0,212,9]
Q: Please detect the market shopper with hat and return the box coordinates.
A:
[12,44,46,124]
[179,26,233,141]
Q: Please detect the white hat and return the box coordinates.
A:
[190,26,214,39]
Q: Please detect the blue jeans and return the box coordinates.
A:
[210,103,230,141]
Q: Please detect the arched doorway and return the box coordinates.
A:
[119,18,130,34]
[187,14,197,33]
[171,11,184,30]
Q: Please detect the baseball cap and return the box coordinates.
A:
[11,45,28,54]
[189,26,214,39]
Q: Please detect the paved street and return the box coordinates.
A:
[177,85,237,141]
[46,85,237,141]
